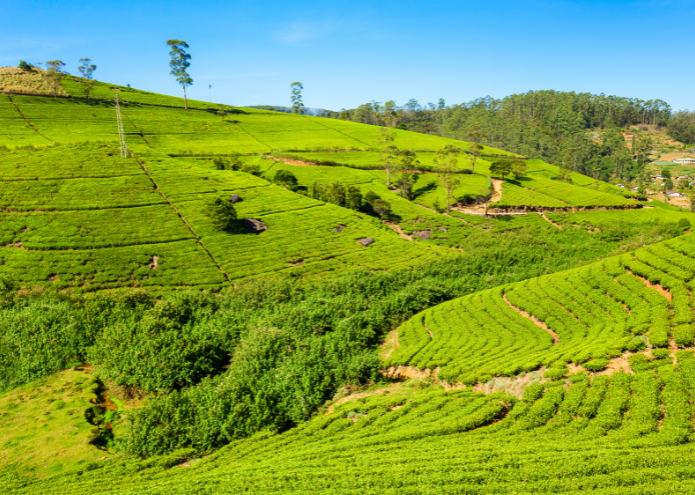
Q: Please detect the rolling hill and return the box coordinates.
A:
[4,74,695,494]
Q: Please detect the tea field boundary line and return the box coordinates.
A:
[1,237,195,252]
[502,291,560,344]
[120,104,153,148]
[301,115,372,148]
[129,150,232,283]
[7,95,54,144]
[231,122,273,152]
[256,203,326,218]
[2,202,169,213]
[0,174,148,183]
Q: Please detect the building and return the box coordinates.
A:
[673,156,695,164]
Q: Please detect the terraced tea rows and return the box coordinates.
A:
[13,355,695,494]
[386,232,695,385]
[0,144,440,290]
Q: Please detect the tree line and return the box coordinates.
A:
[332,91,676,183]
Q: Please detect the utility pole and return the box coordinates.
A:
[115,93,128,158]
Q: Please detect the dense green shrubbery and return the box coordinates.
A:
[0,216,689,456]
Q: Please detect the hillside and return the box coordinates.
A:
[6,229,695,494]
[0,81,650,290]
[5,77,695,493]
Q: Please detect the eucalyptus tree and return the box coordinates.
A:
[378,126,398,188]
[78,58,97,99]
[45,60,66,97]
[433,145,462,213]
[166,39,193,109]
[465,125,486,174]
[291,82,304,114]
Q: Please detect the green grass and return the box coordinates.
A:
[11,357,695,494]
[0,370,115,479]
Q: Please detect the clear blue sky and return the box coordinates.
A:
[2,0,692,111]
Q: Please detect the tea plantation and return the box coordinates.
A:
[4,78,695,494]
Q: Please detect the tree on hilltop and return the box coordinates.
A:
[291,82,304,114]
[378,126,398,188]
[78,58,97,100]
[45,60,66,97]
[489,159,517,181]
[166,39,193,109]
[394,149,420,199]
[465,125,486,174]
[433,145,462,213]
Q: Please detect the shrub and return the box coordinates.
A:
[652,348,671,360]
[583,359,609,372]
[208,197,239,232]
[544,368,567,380]
[674,325,695,347]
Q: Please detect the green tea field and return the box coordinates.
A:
[4,74,695,495]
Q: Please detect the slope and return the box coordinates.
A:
[386,231,695,384]
[10,354,695,494]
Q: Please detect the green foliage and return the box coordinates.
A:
[273,169,298,189]
[207,196,238,232]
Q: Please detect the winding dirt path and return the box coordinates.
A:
[503,293,560,345]
[386,222,413,241]
[379,328,401,361]
[489,178,503,202]
[541,213,562,229]
[626,270,672,302]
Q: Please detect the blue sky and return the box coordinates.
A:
[2,0,693,110]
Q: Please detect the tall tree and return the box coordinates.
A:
[378,126,398,188]
[394,149,420,199]
[489,160,513,181]
[78,58,97,99]
[291,82,304,114]
[45,60,66,97]
[465,125,486,174]
[166,39,193,110]
[433,145,462,213]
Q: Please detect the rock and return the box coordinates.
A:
[438,227,448,232]
[229,194,241,204]
[413,231,431,240]
[333,224,346,232]
[243,218,267,233]
[357,237,374,247]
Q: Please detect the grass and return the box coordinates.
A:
[0,370,115,479]
[10,357,695,493]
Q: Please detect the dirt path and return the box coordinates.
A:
[424,322,434,339]
[379,328,401,361]
[541,213,562,228]
[503,293,560,344]
[627,270,672,301]
[490,178,503,202]
[453,179,504,215]
[386,222,413,241]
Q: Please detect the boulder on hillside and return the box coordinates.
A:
[357,237,374,247]
[229,194,241,204]
[333,224,346,232]
[413,231,431,240]
[244,218,267,234]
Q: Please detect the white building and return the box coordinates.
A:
[673,157,695,164]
